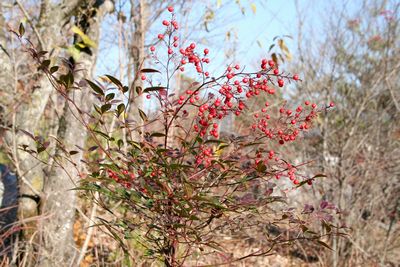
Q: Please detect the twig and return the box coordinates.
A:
[15,0,45,49]
[76,192,98,266]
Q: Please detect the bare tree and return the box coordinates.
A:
[1,0,112,264]
[293,0,400,265]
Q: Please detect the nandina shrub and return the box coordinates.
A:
[14,6,342,266]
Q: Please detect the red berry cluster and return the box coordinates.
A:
[130,6,335,188]
[148,6,211,76]
[195,145,214,167]
[107,169,135,189]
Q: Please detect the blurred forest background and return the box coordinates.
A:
[0,0,399,266]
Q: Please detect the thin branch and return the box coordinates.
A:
[15,0,45,49]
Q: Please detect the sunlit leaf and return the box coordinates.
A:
[250,3,257,14]
[105,75,123,88]
[72,26,97,48]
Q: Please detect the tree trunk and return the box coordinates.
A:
[38,1,110,265]
[1,0,81,246]
[128,0,148,142]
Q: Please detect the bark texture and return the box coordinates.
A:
[38,2,110,265]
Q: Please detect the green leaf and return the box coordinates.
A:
[59,71,74,88]
[143,86,166,93]
[101,104,112,113]
[300,225,308,233]
[135,86,142,95]
[271,53,279,66]
[317,240,333,250]
[67,45,81,60]
[312,173,327,179]
[117,139,124,149]
[268,44,275,52]
[322,220,332,233]
[88,146,98,152]
[93,104,102,114]
[86,79,104,96]
[150,132,166,138]
[116,104,125,117]
[40,59,51,70]
[105,93,115,101]
[127,141,141,150]
[19,23,25,36]
[204,139,225,144]
[50,66,59,74]
[72,26,96,48]
[140,68,161,73]
[105,75,123,88]
[256,162,266,172]
[94,130,110,140]
[37,146,46,153]
[138,108,147,121]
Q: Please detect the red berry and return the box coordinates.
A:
[278,79,284,87]
[167,6,174,12]
[150,46,155,52]
[162,20,170,26]
[273,69,279,75]
[329,102,335,107]
[190,43,196,49]
[146,94,151,99]
[158,34,164,39]
[293,74,299,80]
[204,48,209,55]
[268,60,275,67]
[305,100,310,105]
[311,103,317,109]
[141,74,146,81]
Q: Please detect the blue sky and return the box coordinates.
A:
[96,0,305,76]
[95,0,361,80]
